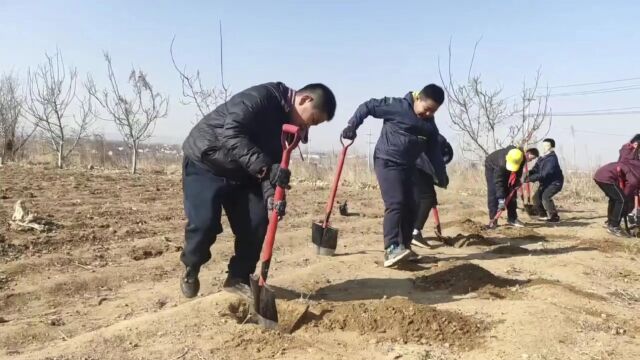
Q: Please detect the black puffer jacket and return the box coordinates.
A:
[182,82,297,182]
[485,146,524,199]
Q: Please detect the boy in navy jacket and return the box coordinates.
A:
[527,138,564,222]
[341,84,446,267]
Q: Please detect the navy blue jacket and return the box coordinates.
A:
[528,151,564,188]
[416,134,453,187]
[348,93,446,183]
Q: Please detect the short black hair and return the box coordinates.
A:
[630,133,640,144]
[526,148,540,158]
[298,83,336,121]
[419,84,445,105]
[543,138,556,148]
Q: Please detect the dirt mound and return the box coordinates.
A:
[442,233,496,247]
[414,262,528,297]
[489,244,531,255]
[495,225,543,240]
[310,297,488,350]
[460,219,487,233]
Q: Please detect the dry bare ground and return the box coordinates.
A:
[1,163,640,360]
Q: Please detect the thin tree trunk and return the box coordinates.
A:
[131,142,138,175]
[57,142,64,168]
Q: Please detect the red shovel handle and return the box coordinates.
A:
[323,135,354,227]
[490,185,521,225]
[259,124,302,285]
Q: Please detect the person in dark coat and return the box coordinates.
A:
[180,82,336,298]
[620,134,640,226]
[594,138,640,236]
[485,146,526,228]
[411,134,453,248]
[340,84,446,267]
[527,138,564,223]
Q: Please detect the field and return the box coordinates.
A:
[2,162,640,360]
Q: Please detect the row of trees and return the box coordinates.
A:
[0,50,169,174]
[2,37,550,172]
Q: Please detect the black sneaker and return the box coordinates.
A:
[546,214,560,223]
[607,225,627,237]
[411,231,431,248]
[180,266,200,298]
[222,275,252,299]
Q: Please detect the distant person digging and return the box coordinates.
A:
[179,82,336,298]
[485,146,539,229]
[526,138,564,223]
[593,134,640,237]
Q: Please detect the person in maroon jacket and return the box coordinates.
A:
[594,139,640,237]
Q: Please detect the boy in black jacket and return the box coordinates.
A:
[485,146,526,228]
[180,82,336,298]
[341,84,446,267]
[527,138,564,222]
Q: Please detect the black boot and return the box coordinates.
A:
[180,266,200,298]
[546,214,560,223]
[223,274,252,299]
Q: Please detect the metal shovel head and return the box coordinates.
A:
[311,221,338,256]
[249,274,278,329]
[434,224,443,241]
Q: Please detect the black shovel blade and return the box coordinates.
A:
[249,274,278,329]
[523,204,538,216]
[312,222,338,256]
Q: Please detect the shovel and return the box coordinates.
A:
[432,206,443,240]
[616,166,631,234]
[311,135,354,256]
[487,185,521,229]
[249,124,302,329]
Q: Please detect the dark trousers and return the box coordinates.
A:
[181,158,268,281]
[485,166,518,221]
[533,183,562,216]
[414,169,437,231]
[595,181,631,227]
[374,158,415,249]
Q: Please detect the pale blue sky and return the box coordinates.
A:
[1,0,638,168]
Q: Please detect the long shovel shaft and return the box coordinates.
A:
[258,124,301,285]
[322,137,353,227]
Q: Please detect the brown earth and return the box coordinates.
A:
[2,163,640,359]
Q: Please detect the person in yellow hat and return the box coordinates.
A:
[484,146,530,228]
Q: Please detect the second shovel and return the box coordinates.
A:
[312,136,354,256]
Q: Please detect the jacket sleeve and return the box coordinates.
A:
[425,126,447,186]
[623,168,640,198]
[347,97,396,129]
[219,93,274,177]
[527,160,541,183]
[494,168,509,199]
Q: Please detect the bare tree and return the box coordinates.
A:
[24,50,95,168]
[0,73,36,164]
[439,40,552,161]
[170,20,230,119]
[86,52,169,174]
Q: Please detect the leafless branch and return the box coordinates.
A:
[23,49,91,168]
[439,40,552,160]
[169,21,230,120]
[86,52,168,174]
